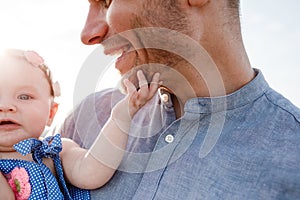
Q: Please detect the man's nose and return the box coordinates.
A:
[81,8,109,45]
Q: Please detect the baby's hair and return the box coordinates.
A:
[0,49,60,97]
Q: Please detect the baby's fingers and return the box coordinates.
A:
[137,70,150,99]
[137,70,149,89]
[149,72,161,97]
[123,79,137,96]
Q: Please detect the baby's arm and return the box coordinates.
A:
[0,172,15,200]
[61,71,160,189]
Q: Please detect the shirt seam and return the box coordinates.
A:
[264,92,300,124]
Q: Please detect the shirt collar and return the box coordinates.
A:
[183,69,269,114]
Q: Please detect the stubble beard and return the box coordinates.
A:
[119,0,191,87]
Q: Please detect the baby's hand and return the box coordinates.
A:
[123,70,160,118]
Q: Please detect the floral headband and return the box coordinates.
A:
[23,51,60,97]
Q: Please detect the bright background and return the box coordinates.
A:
[0,0,299,126]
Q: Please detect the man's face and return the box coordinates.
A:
[81,0,191,77]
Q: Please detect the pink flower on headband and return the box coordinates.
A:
[23,51,44,67]
[6,167,31,200]
[23,50,60,97]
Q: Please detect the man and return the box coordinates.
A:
[61,0,300,199]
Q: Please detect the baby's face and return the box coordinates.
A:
[0,57,55,151]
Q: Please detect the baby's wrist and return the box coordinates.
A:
[111,102,131,133]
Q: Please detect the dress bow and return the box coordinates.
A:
[14,134,62,163]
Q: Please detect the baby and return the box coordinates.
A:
[0,49,160,199]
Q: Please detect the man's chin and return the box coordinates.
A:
[117,66,141,94]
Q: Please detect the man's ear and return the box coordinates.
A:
[47,102,59,126]
[188,0,209,7]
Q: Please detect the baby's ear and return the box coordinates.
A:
[47,102,59,126]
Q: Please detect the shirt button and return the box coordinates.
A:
[165,134,174,143]
[161,93,169,103]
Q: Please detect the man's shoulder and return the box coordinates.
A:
[84,88,125,103]
[75,88,125,111]
[60,88,125,148]
[264,88,300,124]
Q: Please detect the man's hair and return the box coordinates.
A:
[227,0,240,10]
[226,0,240,28]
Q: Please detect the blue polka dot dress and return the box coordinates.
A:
[0,134,90,200]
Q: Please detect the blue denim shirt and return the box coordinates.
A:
[61,69,300,200]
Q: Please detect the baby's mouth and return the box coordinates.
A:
[0,120,15,125]
[0,120,20,130]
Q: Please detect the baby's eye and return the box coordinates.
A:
[18,94,32,100]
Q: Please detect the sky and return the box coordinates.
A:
[0,0,299,125]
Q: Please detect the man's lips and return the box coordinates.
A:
[104,43,137,74]
[116,51,129,62]
[115,51,137,75]
[104,44,131,56]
